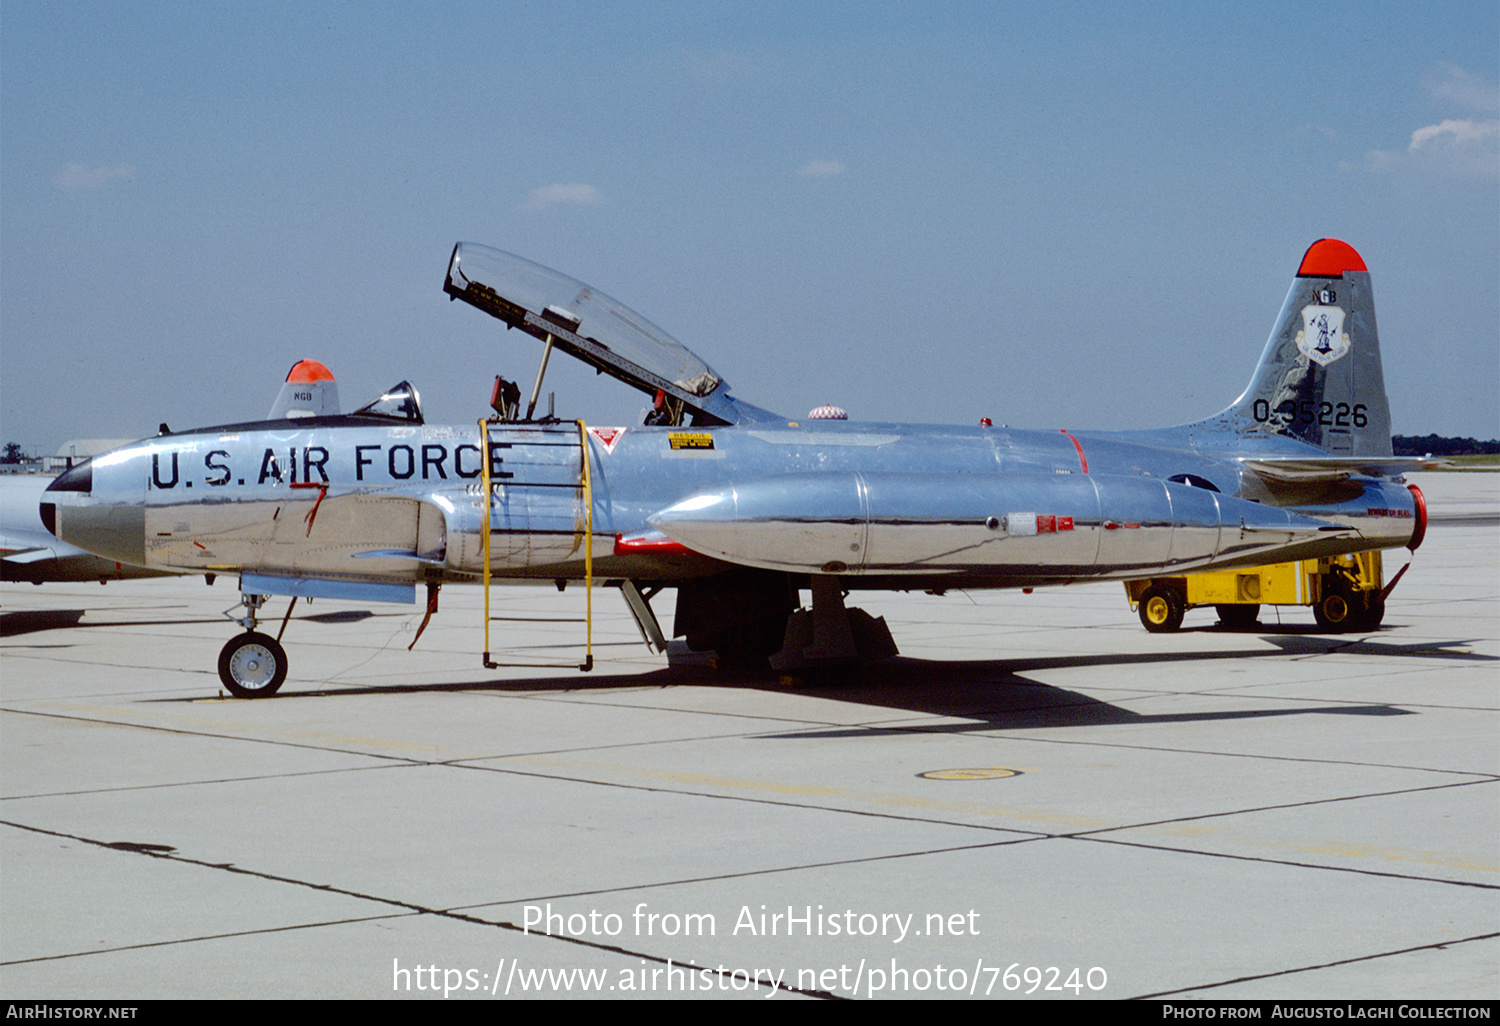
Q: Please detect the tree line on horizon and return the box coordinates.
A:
[1392,435,1500,456]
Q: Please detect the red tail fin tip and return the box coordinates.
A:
[1297,239,1367,278]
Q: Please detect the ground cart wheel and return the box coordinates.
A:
[218,632,288,698]
[1312,582,1357,632]
[1138,586,1184,633]
[1358,591,1386,631]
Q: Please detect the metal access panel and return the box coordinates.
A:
[1183,561,1307,605]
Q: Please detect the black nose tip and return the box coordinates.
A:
[46,461,92,494]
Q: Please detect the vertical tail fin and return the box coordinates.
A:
[267,359,341,420]
[1201,239,1392,456]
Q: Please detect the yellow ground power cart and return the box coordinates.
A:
[1125,551,1388,634]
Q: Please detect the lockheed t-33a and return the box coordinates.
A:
[41,239,1434,696]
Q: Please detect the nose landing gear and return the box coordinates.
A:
[219,592,288,698]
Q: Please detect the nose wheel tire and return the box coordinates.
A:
[1138,586,1185,633]
[218,632,288,698]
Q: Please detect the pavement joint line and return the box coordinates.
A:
[1066,777,1500,836]
[1074,835,1499,891]
[1,699,933,762]
[8,699,1494,789]
[443,836,1044,912]
[0,762,414,802]
[0,706,438,765]
[0,911,421,968]
[441,758,1499,858]
[442,760,1059,836]
[873,726,1500,778]
[0,818,837,999]
[1130,930,1500,1000]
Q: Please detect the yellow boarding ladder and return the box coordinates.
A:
[478,418,594,671]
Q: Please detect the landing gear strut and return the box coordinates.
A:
[219,592,288,698]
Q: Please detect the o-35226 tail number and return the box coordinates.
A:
[1252,399,1368,428]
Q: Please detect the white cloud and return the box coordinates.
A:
[1408,118,1500,177]
[1410,118,1498,150]
[1365,66,1500,179]
[52,162,135,190]
[1367,117,1499,178]
[517,183,605,213]
[796,159,846,179]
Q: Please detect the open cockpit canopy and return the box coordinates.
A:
[444,244,777,426]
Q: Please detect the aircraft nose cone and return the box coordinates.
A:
[39,455,148,566]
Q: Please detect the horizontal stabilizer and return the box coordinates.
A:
[1241,456,1452,484]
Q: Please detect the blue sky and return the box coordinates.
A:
[3,0,1496,455]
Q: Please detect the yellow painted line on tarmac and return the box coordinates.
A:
[510,755,1104,828]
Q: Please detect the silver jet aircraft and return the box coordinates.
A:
[41,239,1433,696]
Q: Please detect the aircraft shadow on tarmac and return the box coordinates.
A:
[5,607,1491,733]
[0,606,377,638]
[140,634,1493,735]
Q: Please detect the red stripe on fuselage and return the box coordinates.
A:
[1059,429,1089,474]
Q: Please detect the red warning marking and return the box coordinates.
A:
[589,426,626,454]
[1033,515,1074,534]
[614,532,692,556]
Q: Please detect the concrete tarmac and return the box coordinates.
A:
[2,472,1495,1000]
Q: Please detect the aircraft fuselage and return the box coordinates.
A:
[42,416,1420,595]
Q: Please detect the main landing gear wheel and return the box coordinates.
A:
[218,632,287,698]
[1138,586,1184,633]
